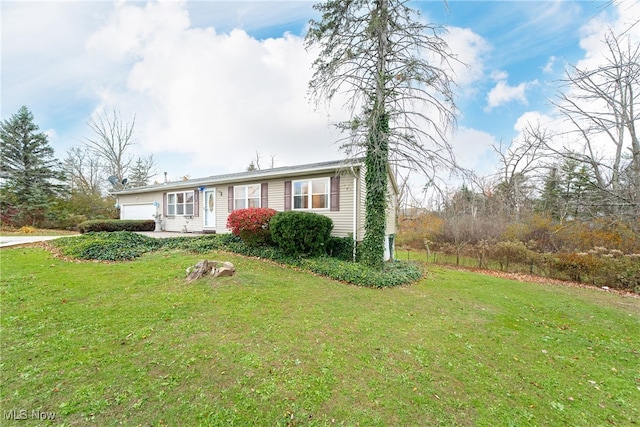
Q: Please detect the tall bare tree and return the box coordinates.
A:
[306,0,457,267]
[491,124,552,220]
[63,146,102,195]
[84,109,156,190]
[552,29,640,217]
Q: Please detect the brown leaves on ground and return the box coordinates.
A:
[441,265,639,298]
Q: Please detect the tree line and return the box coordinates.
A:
[1,107,156,228]
[395,24,639,290]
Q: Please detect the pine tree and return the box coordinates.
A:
[0,106,66,226]
[128,155,156,188]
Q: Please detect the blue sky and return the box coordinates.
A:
[2,0,635,188]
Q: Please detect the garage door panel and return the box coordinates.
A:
[121,204,156,220]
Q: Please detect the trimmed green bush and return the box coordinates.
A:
[77,219,155,233]
[270,211,333,256]
[326,235,355,261]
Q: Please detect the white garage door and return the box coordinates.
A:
[121,203,157,220]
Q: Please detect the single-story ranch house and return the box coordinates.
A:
[112,158,397,260]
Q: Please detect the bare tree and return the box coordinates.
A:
[306,0,457,267]
[552,29,640,217]
[491,124,552,220]
[247,151,276,171]
[63,146,102,195]
[84,109,143,190]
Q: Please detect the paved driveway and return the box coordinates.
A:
[0,231,201,248]
[0,235,66,248]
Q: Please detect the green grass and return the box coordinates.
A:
[1,247,639,426]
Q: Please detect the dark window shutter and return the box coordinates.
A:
[284,181,291,211]
[330,176,340,211]
[193,190,199,217]
[261,183,268,208]
[163,192,167,216]
[228,186,234,212]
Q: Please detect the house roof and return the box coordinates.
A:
[111,158,367,195]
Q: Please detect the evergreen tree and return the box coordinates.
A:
[0,106,65,226]
[128,155,156,188]
[536,167,563,220]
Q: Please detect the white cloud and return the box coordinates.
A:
[485,79,538,111]
[443,26,491,89]
[489,70,508,81]
[83,1,344,178]
[542,55,556,73]
[450,126,498,175]
[577,0,640,71]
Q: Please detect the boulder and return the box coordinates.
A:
[212,267,235,278]
[186,260,214,282]
[186,260,235,282]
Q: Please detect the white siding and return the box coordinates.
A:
[215,173,358,238]
[114,162,398,240]
[357,166,367,241]
[386,178,397,235]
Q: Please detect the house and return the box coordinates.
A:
[111,158,397,260]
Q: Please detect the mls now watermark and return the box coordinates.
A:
[4,409,56,421]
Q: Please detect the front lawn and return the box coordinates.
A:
[1,247,638,425]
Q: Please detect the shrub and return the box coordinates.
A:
[18,225,36,234]
[489,241,535,271]
[77,219,155,233]
[226,208,277,246]
[326,236,355,261]
[552,250,640,291]
[615,255,640,293]
[270,211,333,256]
[553,252,610,283]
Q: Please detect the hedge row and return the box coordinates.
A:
[77,219,155,233]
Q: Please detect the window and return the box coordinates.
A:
[293,178,329,210]
[167,191,194,216]
[234,184,260,210]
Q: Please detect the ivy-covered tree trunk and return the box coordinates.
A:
[361,112,389,268]
[306,0,457,269]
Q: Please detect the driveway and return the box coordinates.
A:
[0,235,66,248]
[0,231,201,248]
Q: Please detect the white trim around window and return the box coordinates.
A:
[293,177,330,210]
[167,190,194,216]
[234,184,261,210]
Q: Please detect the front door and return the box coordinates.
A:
[204,189,216,228]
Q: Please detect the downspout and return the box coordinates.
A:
[353,175,357,262]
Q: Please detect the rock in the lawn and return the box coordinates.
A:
[186,260,235,282]
[212,266,235,278]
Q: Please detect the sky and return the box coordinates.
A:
[2,0,638,188]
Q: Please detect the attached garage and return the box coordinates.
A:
[120,203,157,220]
